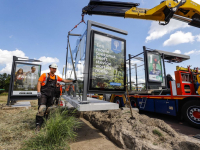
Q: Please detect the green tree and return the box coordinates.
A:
[0,73,11,92]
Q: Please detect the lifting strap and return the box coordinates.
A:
[68,14,86,34]
[43,73,57,86]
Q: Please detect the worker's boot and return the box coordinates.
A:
[35,115,44,133]
[35,124,41,133]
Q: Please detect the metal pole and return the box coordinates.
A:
[143,46,148,90]
[7,56,16,105]
[125,85,134,119]
[162,53,167,89]
[135,63,138,91]
[68,40,78,97]
[129,54,132,91]
[65,34,69,92]
[62,67,64,79]
[82,20,91,102]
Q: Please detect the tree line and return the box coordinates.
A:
[0,73,11,93]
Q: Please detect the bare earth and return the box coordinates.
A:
[0,96,121,150]
[1,96,200,150]
[70,118,121,150]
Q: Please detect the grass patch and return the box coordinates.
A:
[123,111,131,114]
[0,92,8,96]
[0,95,8,104]
[22,108,81,150]
[153,142,158,145]
[0,104,37,150]
[152,129,163,137]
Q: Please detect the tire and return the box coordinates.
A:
[114,97,121,107]
[182,100,200,128]
[130,97,137,108]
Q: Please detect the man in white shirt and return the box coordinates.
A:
[25,66,38,90]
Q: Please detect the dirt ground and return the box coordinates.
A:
[83,109,200,150]
[70,118,121,150]
[1,96,200,150]
[0,96,121,150]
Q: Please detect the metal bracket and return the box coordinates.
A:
[161,0,186,26]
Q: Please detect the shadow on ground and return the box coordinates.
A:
[140,111,200,137]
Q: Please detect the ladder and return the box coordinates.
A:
[139,97,147,109]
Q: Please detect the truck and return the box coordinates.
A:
[109,47,200,128]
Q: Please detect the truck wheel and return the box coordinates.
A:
[130,97,137,108]
[114,97,121,107]
[182,100,200,128]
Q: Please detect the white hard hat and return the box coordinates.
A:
[49,63,58,69]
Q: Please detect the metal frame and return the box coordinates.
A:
[82,20,128,102]
[88,30,126,92]
[128,52,144,91]
[146,51,163,83]
[7,56,41,105]
[143,46,165,90]
[11,62,41,96]
[65,33,83,97]
[143,46,190,90]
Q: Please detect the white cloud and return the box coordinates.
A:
[41,69,63,78]
[0,49,28,74]
[196,34,200,42]
[9,35,13,38]
[192,0,200,4]
[173,50,181,54]
[163,31,195,46]
[146,19,189,42]
[38,56,59,65]
[0,49,61,76]
[41,69,49,75]
[184,50,200,55]
[178,0,199,4]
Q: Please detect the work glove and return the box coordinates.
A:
[37,92,41,98]
[73,80,77,83]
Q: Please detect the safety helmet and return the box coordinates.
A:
[49,63,58,69]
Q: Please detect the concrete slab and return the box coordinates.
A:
[62,95,119,111]
[11,101,31,109]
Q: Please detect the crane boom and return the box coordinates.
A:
[82,0,200,28]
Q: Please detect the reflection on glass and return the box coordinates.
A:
[13,63,41,95]
[66,31,87,97]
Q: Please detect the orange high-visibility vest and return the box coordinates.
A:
[60,85,62,95]
[65,85,74,91]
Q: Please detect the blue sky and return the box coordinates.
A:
[0,0,200,81]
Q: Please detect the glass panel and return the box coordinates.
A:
[89,31,126,91]
[13,63,41,96]
[66,31,87,98]
[147,52,163,83]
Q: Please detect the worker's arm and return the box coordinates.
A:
[62,79,74,83]
[37,81,42,92]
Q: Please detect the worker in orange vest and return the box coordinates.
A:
[66,84,75,96]
[36,63,76,132]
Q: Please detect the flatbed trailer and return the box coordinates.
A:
[110,48,200,128]
[111,93,200,128]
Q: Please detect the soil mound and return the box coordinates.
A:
[83,109,200,150]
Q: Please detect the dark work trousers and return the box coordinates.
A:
[36,76,56,127]
[55,87,61,105]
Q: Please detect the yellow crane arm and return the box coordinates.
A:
[82,0,200,28]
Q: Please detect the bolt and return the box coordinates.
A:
[173,7,177,12]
